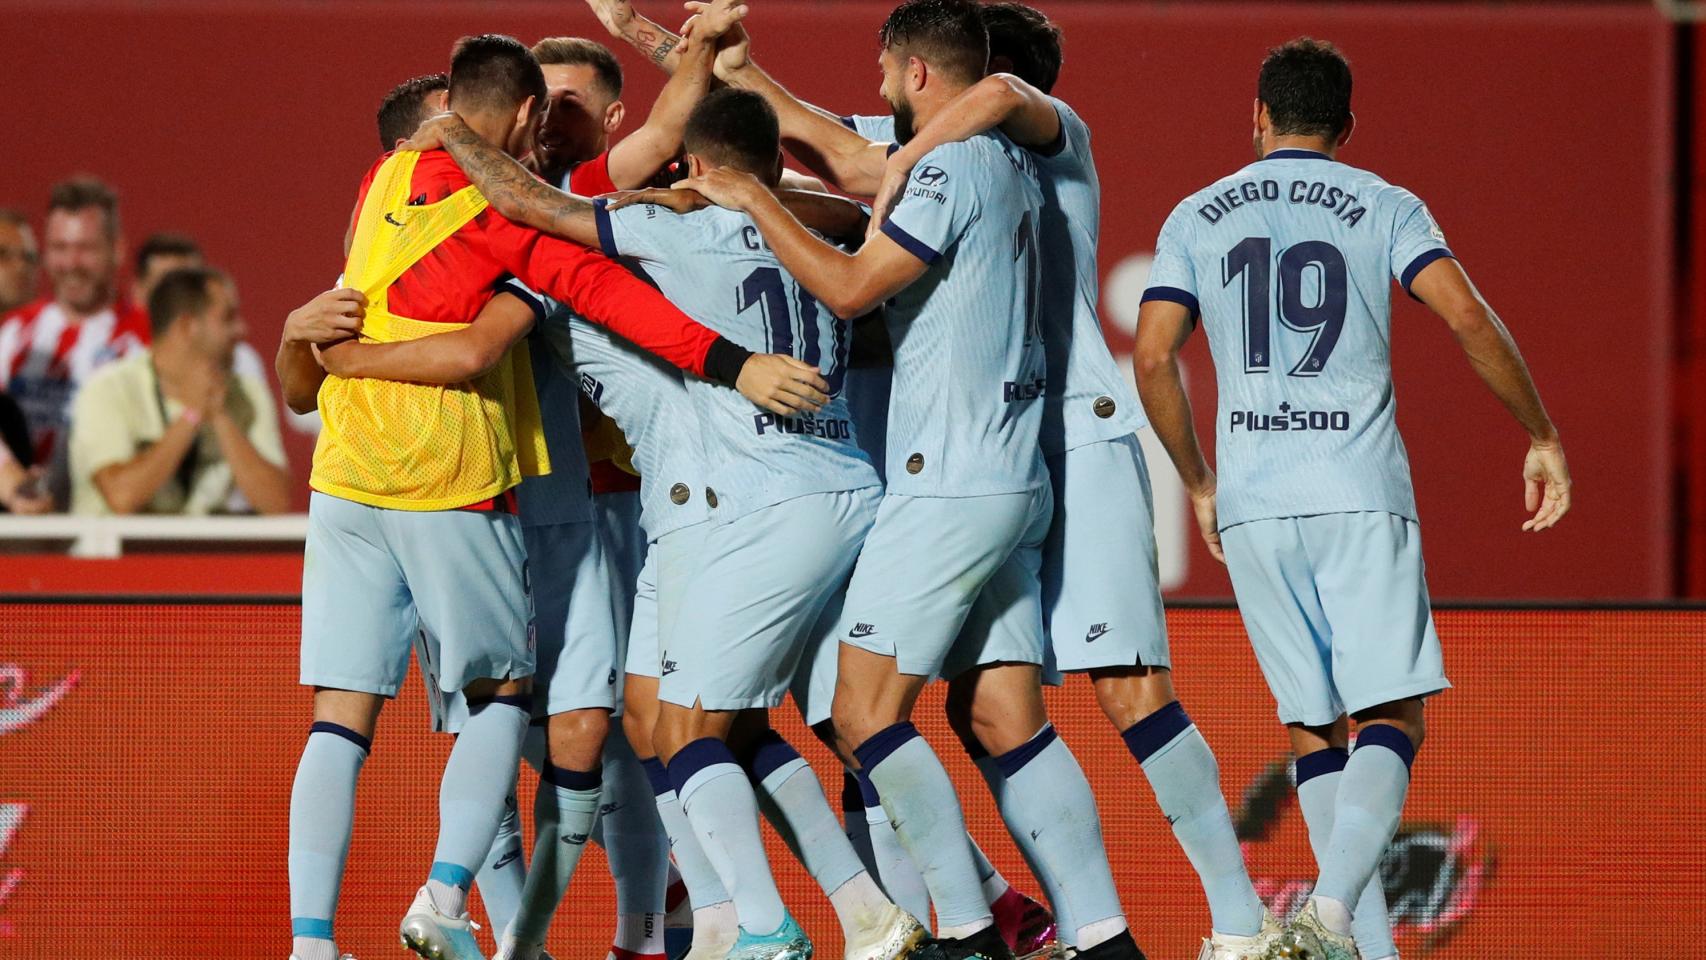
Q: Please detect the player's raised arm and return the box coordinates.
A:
[276,287,365,414]
[406,114,605,246]
[712,24,893,195]
[871,72,1061,233]
[317,289,538,385]
[680,167,923,319]
[1132,298,1224,563]
[584,0,690,74]
[1408,257,1571,531]
[604,5,739,188]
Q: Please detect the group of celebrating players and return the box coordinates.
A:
[274,2,1574,960]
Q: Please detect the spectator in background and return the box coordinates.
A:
[0,177,150,507]
[131,230,271,384]
[0,210,39,315]
[69,266,289,515]
[131,231,202,307]
[0,391,51,513]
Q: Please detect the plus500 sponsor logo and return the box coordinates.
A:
[1230,404,1350,433]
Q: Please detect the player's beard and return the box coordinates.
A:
[889,97,917,145]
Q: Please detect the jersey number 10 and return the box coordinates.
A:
[1223,237,1347,377]
[738,267,849,396]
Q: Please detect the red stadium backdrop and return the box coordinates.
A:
[1,601,1701,959]
[0,1,1676,598]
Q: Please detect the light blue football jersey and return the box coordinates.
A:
[1141,148,1455,528]
[1033,98,1145,454]
[841,113,896,142]
[530,299,709,542]
[498,279,592,528]
[594,201,880,521]
[876,131,1049,497]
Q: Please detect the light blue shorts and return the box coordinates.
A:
[420,520,620,733]
[595,491,647,647]
[301,491,533,698]
[626,522,710,680]
[840,488,1052,681]
[660,488,879,712]
[1039,434,1169,675]
[1222,511,1450,726]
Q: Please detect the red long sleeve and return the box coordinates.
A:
[481,211,717,377]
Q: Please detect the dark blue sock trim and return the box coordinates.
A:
[742,728,803,783]
[309,721,371,754]
[667,737,738,796]
[467,693,532,714]
[429,861,475,890]
[543,762,603,791]
[840,771,863,813]
[641,756,672,797]
[1355,723,1417,770]
[292,917,334,940]
[856,770,881,807]
[994,724,1059,778]
[1121,700,1192,763]
[851,721,920,772]
[1295,747,1350,785]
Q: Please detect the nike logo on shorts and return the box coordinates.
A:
[849,622,878,638]
[1086,622,1111,642]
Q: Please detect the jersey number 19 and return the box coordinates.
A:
[1224,237,1347,378]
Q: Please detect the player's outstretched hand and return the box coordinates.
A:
[1189,479,1225,563]
[604,188,710,214]
[737,354,830,416]
[683,0,749,43]
[401,112,460,153]
[1521,439,1571,532]
[285,288,365,345]
[674,168,763,211]
[584,0,637,39]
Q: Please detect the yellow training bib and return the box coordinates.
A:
[309,152,549,511]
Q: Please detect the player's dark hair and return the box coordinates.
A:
[981,2,1063,95]
[684,89,781,181]
[47,176,119,241]
[448,34,547,117]
[532,37,624,100]
[0,209,28,230]
[878,0,989,85]
[1257,37,1353,140]
[147,266,226,336]
[377,73,450,150]
[134,232,201,278]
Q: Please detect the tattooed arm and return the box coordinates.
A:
[585,0,686,74]
[408,114,601,244]
[605,3,744,188]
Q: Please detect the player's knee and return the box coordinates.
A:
[1089,665,1176,729]
[311,687,384,741]
[942,679,980,755]
[1352,698,1425,749]
[546,707,610,764]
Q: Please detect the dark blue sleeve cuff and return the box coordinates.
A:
[839,115,858,131]
[1400,248,1456,300]
[496,276,549,326]
[886,142,901,157]
[880,220,941,265]
[1140,285,1200,320]
[593,197,618,257]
